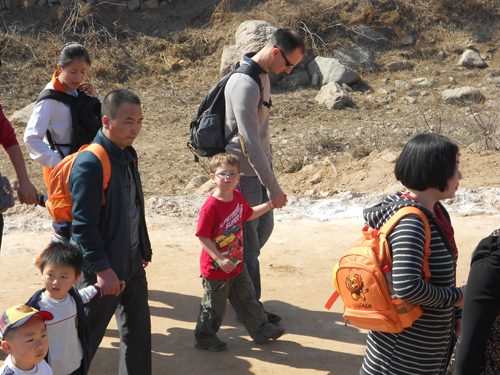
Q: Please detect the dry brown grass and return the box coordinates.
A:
[0,0,499,197]
[1,0,498,106]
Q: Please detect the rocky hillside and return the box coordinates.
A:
[0,0,499,198]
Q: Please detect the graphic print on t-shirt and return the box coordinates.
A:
[211,201,247,271]
[212,224,243,270]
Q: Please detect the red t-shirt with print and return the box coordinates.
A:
[196,189,253,280]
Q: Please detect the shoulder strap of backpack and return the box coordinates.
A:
[378,206,432,282]
[233,63,271,109]
[218,62,264,144]
[37,89,75,159]
[45,130,68,160]
[80,144,111,204]
[36,89,76,105]
[234,63,262,90]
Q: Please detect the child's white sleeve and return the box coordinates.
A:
[79,284,103,304]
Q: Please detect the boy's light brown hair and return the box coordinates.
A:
[209,153,241,174]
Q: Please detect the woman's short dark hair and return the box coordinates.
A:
[395,133,459,192]
[56,42,91,68]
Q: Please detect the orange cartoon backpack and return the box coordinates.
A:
[325,206,431,333]
[45,144,111,223]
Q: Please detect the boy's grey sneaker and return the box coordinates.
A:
[265,311,281,326]
[270,327,285,341]
[194,341,227,352]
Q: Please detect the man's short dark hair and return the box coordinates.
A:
[102,89,141,120]
[268,28,305,55]
[395,133,459,192]
[39,242,84,276]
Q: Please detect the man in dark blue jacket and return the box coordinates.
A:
[70,89,153,375]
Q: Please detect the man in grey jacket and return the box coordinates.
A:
[224,28,305,324]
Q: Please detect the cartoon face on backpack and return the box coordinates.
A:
[346,274,369,301]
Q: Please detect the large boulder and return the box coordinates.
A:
[332,42,375,70]
[186,175,209,191]
[442,86,484,104]
[219,45,241,76]
[308,56,360,86]
[9,102,35,128]
[457,49,487,69]
[127,0,139,10]
[219,20,277,77]
[315,82,350,110]
[235,20,276,52]
[274,71,310,89]
[356,23,387,45]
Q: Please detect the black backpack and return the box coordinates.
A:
[36,89,102,159]
[187,62,271,162]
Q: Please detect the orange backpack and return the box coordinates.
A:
[45,144,111,223]
[325,206,431,333]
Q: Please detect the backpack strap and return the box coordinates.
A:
[80,144,111,204]
[378,206,432,282]
[37,89,75,159]
[325,290,340,310]
[223,62,263,143]
[36,89,76,105]
[229,62,270,157]
[234,63,271,109]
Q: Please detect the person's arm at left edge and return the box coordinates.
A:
[0,105,37,205]
[70,152,121,296]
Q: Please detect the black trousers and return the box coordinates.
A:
[455,234,500,375]
[78,266,151,375]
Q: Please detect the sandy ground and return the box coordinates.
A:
[0,212,499,375]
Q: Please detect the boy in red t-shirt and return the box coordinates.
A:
[194,153,285,352]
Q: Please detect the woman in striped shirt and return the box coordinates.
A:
[360,133,465,375]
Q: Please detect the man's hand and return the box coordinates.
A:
[97,268,122,296]
[119,281,126,294]
[17,182,37,205]
[270,192,287,209]
[142,259,149,269]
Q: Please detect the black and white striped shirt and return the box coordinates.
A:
[360,194,462,375]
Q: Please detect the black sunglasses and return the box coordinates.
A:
[275,46,295,68]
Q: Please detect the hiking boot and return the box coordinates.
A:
[265,311,281,326]
[194,341,227,352]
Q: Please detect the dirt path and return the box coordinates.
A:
[0,213,498,374]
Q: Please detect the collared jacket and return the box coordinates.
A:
[27,287,92,375]
[69,129,152,281]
